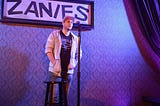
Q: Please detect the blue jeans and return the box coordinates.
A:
[47,71,73,103]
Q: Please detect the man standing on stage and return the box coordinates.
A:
[45,16,82,104]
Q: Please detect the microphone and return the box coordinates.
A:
[76,21,80,27]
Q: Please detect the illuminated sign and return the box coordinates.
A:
[1,0,94,29]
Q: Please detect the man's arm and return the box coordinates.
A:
[45,32,56,64]
[46,52,56,65]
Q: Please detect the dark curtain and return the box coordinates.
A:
[123,0,160,73]
[134,0,160,57]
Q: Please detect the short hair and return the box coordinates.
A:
[62,16,74,22]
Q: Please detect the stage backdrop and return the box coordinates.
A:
[0,0,160,106]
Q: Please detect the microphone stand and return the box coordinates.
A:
[77,23,81,106]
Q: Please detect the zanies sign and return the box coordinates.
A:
[1,0,94,29]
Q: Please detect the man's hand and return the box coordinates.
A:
[68,63,75,70]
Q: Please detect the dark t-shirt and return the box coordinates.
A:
[60,30,72,52]
[60,30,72,77]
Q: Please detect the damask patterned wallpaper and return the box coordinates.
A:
[0,0,160,106]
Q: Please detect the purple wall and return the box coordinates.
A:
[0,0,160,106]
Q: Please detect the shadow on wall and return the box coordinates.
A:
[81,98,106,106]
[0,46,29,106]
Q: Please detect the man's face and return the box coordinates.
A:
[62,19,73,30]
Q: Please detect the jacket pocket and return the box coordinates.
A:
[49,60,61,73]
[68,59,77,69]
[54,59,61,72]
